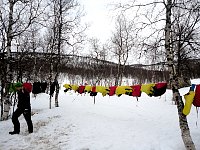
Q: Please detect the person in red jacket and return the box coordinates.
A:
[9,82,33,135]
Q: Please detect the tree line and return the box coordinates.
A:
[1,51,170,84]
[2,51,200,86]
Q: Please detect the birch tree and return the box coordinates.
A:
[111,13,136,86]
[116,0,200,148]
[165,0,196,149]
[0,0,44,120]
[44,0,85,107]
[88,38,107,85]
[171,1,200,80]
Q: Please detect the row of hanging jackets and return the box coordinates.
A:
[32,81,58,97]
[9,81,47,94]
[63,82,168,98]
[9,81,58,97]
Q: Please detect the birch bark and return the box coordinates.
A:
[165,0,196,149]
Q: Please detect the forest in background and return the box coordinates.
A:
[1,51,200,87]
[1,51,168,85]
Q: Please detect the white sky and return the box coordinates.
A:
[79,0,117,43]
[78,0,139,63]
[78,0,165,64]
[78,0,155,43]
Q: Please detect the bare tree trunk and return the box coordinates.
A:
[115,63,120,86]
[0,82,5,119]
[2,1,15,120]
[54,77,59,107]
[165,0,195,149]
[0,43,6,119]
[49,62,53,109]
[2,50,12,120]
[53,0,63,108]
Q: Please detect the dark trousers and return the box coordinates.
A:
[12,108,33,133]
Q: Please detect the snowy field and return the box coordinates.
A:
[0,79,200,150]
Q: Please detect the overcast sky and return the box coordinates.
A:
[78,0,152,43]
[78,0,158,64]
[78,0,142,63]
[79,0,117,43]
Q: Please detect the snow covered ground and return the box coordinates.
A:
[0,80,200,150]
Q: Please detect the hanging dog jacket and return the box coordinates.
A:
[109,86,117,96]
[63,84,72,92]
[130,85,141,97]
[23,82,32,93]
[10,82,23,93]
[63,84,72,90]
[152,82,167,97]
[9,83,17,93]
[193,84,200,107]
[141,83,155,96]
[84,85,92,93]
[78,85,85,94]
[115,86,132,97]
[71,85,79,92]
[183,89,195,115]
[32,82,42,94]
[95,86,110,96]
[90,86,97,96]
